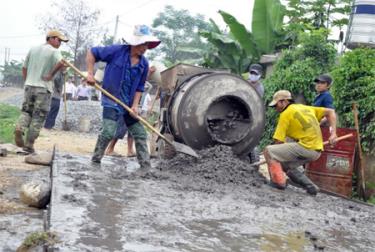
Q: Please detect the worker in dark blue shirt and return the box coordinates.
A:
[313,74,335,126]
[85,25,160,169]
[313,74,334,109]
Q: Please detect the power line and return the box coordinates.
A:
[0,33,44,39]
[117,0,162,18]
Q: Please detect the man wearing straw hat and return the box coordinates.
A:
[86,25,160,170]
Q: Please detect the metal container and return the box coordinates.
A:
[164,65,265,157]
[306,127,357,197]
[345,0,375,49]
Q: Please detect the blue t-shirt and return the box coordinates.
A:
[313,91,334,109]
[90,44,148,112]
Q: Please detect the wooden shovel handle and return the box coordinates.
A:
[323,133,354,145]
[252,133,355,167]
[62,59,173,145]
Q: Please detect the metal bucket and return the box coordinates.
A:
[166,72,265,157]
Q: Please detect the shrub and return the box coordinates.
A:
[331,48,375,154]
[260,30,337,148]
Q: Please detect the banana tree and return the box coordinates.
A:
[200,19,252,74]
[201,0,285,74]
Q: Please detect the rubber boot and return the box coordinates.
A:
[24,129,38,154]
[286,168,319,196]
[14,113,31,148]
[92,119,117,163]
[128,122,151,170]
[268,161,287,190]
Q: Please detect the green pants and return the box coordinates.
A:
[16,86,51,148]
[92,118,151,169]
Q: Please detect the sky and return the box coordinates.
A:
[0,0,254,64]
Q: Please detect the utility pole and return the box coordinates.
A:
[6,48,10,63]
[113,15,119,43]
[4,47,10,65]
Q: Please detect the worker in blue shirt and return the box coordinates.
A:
[313,74,334,109]
[85,25,161,170]
[313,74,335,126]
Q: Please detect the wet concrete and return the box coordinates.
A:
[49,146,375,251]
[0,159,49,250]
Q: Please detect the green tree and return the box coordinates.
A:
[101,33,115,46]
[331,48,375,154]
[260,29,337,148]
[151,5,213,66]
[39,0,101,69]
[0,60,23,87]
[284,0,352,44]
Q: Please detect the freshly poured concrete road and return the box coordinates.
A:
[49,149,375,252]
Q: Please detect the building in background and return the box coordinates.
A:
[345,0,375,49]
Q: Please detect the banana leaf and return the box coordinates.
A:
[219,10,260,60]
[252,0,285,53]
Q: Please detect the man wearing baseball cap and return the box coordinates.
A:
[247,63,264,97]
[86,25,160,171]
[14,29,68,153]
[313,74,334,109]
[264,90,338,195]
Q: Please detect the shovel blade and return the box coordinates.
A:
[172,141,199,158]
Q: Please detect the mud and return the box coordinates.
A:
[154,145,267,192]
[49,146,375,251]
[0,157,49,250]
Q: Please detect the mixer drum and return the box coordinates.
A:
[167,72,265,157]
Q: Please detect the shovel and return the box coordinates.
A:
[62,72,70,131]
[62,59,199,158]
[250,133,355,168]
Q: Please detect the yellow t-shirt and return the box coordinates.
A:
[273,104,326,150]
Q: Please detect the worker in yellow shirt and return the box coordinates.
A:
[264,90,338,195]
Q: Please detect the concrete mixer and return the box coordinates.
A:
[157,63,265,158]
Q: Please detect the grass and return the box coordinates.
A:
[0,103,20,144]
[17,231,59,251]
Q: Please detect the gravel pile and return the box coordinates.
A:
[55,100,102,133]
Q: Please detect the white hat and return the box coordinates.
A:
[125,25,161,49]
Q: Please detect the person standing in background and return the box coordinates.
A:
[75,79,91,101]
[247,63,264,97]
[64,78,76,100]
[313,74,335,126]
[14,30,68,153]
[247,63,264,166]
[44,68,66,129]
